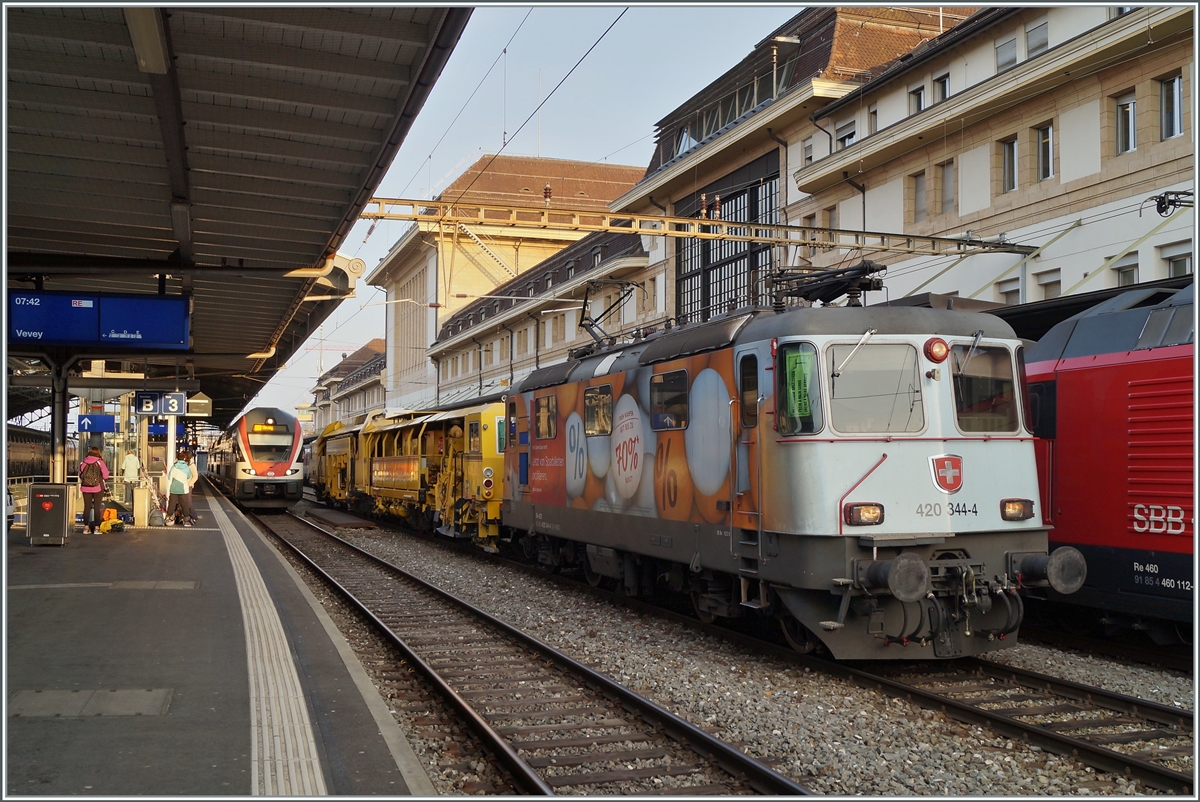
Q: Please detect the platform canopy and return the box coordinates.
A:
[6,6,471,428]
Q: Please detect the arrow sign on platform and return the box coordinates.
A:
[76,415,118,433]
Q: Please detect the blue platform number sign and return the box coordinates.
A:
[162,393,186,415]
[135,391,161,416]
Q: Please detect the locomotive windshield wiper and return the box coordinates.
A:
[956,330,984,374]
[832,328,876,378]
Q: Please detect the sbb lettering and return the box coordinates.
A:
[1132,504,1188,535]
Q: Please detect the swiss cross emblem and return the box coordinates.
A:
[930,454,964,494]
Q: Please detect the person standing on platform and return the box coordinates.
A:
[78,446,110,535]
[120,449,142,506]
[185,451,199,525]
[165,451,195,527]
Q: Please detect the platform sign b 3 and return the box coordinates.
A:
[162,392,186,415]
[135,391,161,415]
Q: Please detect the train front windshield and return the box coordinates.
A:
[247,425,295,462]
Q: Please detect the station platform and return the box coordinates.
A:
[6,482,434,796]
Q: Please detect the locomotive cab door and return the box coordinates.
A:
[732,346,769,609]
[732,349,765,535]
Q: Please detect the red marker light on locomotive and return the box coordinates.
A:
[924,338,949,363]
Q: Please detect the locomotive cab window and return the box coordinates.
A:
[649,370,689,430]
[468,421,481,453]
[827,343,924,433]
[950,344,1019,432]
[534,395,557,439]
[777,343,823,435]
[508,401,518,441]
[584,385,613,435]
[496,416,507,452]
[739,355,759,428]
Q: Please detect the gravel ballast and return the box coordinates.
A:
[308,517,1192,795]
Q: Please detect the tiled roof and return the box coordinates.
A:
[317,337,386,384]
[435,154,645,210]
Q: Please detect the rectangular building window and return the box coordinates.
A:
[940,160,956,215]
[1026,21,1048,57]
[534,395,557,439]
[996,37,1017,72]
[584,385,613,435]
[1161,75,1184,139]
[933,74,950,103]
[1035,269,1061,300]
[649,370,689,430]
[1001,137,1018,192]
[1162,241,1193,277]
[909,86,925,115]
[868,104,878,134]
[835,121,856,150]
[1036,124,1054,180]
[1113,253,1139,286]
[913,172,927,222]
[825,205,838,231]
[802,137,813,164]
[998,277,1021,305]
[1116,91,1137,153]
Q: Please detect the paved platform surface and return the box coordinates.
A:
[6,483,432,796]
[306,507,378,529]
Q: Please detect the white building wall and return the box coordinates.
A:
[1058,99,1101,183]
[865,178,904,234]
[1047,6,1108,48]
[958,143,992,216]
[885,179,1194,303]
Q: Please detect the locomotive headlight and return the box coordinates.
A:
[844,502,884,526]
[924,337,949,363]
[243,468,257,476]
[483,467,494,479]
[1001,498,1035,520]
[285,468,299,475]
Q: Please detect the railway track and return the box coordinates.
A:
[256,511,809,796]
[291,501,1193,793]
[838,658,1193,794]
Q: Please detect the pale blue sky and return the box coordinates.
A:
[252,5,802,413]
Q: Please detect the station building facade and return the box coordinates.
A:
[394,6,1193,404]
[420,7,974,393]
[364,155,644,413]
[308,338,386,432]
[611,6,1193,315]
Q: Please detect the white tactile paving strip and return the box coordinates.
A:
[206,497,328,796]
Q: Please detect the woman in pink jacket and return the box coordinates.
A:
[78,446,110,534]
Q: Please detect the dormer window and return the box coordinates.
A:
[591,244,607,267]
[545,272,554,290]
[566,259,578,278]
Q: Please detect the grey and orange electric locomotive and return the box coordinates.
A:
[208,407,304,509]
[501,268,1086,660]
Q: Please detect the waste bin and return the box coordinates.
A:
[27,483,71,546]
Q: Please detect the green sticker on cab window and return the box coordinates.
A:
[785,350,812,418]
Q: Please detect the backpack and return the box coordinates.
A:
[148,506,166,527]
[80,459,103,487]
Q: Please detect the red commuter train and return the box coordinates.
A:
[1023,282,1193,644]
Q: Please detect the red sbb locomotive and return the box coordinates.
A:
[1023,283,1193,644]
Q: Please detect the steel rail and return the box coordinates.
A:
[266,512,553,795]
[273,511,810,796]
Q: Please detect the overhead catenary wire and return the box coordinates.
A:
[444,8,629,209]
